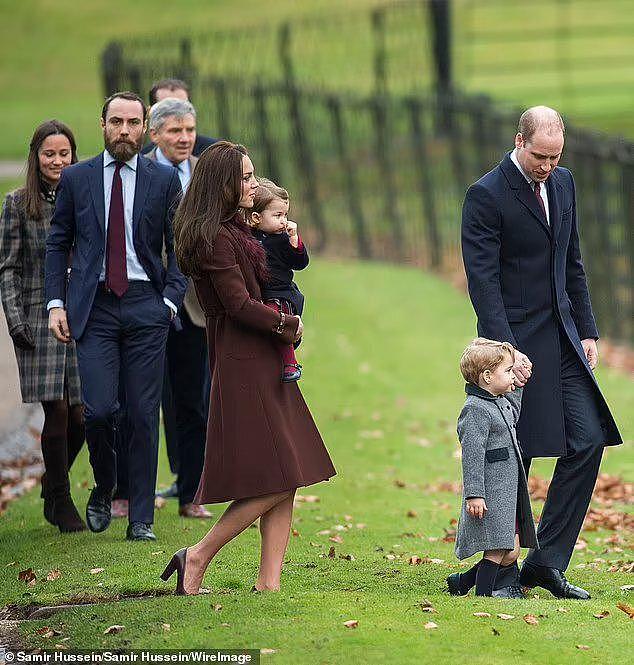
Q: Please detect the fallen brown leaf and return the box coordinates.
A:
[424,621,438,630]
[296,494,320,503]
[523,614,539,625]
[292,529,300,537]
[18,568,36,584]
[593,611,610,619]
[90,568,105,575]
[406,510,418,518]
[473,612,491,618]
[616,602,634,619]
[161,624,171,631]
[329,535,344,544]
[213,604,222,612]
[328,546,336,558]
[103,625,125,635]
[576,645,590,651]
[46,569,61,582]
[409,555,422,565]
[343,620,359,629]
[260,649,276,655]
[497,614,515,620]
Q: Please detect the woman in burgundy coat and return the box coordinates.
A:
[161,141,335,595]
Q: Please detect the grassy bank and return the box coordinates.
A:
[1,258,632,662]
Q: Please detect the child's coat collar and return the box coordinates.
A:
[465,383,502,401]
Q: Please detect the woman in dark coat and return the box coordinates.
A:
[0,120,85,532]
[161,141,335,595]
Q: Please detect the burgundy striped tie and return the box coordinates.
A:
[106,161,129,296]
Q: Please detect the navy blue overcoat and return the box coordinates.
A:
[461,152,622,458]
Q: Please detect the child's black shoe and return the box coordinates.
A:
[282,363,302,382]
[447,572,468,596]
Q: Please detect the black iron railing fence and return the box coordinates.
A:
[101,1,634,344]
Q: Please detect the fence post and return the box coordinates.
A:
[372,7,387,96]
[371,94,405,259]
[102,41,124,95]
[278,22,327,251]
[177,37,198,88]
[429,0,452,96]
[407,97,442,270]
[328,96,372,259]
[211,78,231,140]
[253,85,281,184]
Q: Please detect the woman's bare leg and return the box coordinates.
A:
[255,490,296,591]
[182,490,293,594]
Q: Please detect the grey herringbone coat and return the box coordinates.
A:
[0,190,81,404]
[455,383,538,560]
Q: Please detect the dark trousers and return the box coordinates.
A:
[165,308,209,505]
[75,282,170,524]
[522,329,604,571]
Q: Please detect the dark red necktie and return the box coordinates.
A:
[533,180,547,221]
[106,161,129,296]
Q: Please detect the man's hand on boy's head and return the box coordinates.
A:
[512,350,533,387]
[466,497,487,519]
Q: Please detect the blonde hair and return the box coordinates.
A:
[460,338,516,384]
[246,176,290,227]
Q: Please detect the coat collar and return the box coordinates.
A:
[465,383,501,401]
[500,151,564,241]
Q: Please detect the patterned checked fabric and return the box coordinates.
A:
[0,191,82,403]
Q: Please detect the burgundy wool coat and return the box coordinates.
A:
[193,221,336,504]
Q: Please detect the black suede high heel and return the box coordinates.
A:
[160,548,190,595]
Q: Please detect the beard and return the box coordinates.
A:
[104,131,144,162]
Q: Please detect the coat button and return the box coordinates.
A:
[506,406,510,410]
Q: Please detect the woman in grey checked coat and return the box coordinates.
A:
[0,120,85,532]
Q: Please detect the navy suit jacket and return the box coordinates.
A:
[45,153,187,340]
[461,152,621,457]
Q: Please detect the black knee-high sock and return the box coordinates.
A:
[475,558,499,596]
[458,561,480,593]
[493,562,519,590]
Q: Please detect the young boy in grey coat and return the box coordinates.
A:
[447,338,539,598]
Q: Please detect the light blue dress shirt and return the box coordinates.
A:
[155,146,192,193]
[47,150,176,314]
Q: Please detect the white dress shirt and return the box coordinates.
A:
[511,148,550,224]
[155,146,192,193]
[47,150,176,314]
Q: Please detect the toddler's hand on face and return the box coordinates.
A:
[285,220,298,236]
[466,497,487,519]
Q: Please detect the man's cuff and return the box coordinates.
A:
[47,299,64,310]
[163,297,177,317]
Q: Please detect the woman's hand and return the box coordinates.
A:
[466,497,487,519]
[294,316,304,342]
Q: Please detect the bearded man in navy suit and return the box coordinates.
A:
[461,106,622,599]
[45,91,187,541]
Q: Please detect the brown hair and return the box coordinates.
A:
[247,176,289,227]
[101,91,147,122]
[149,78,190,105]
[21,119,78,220]
[174,140,248,278]
[460,338,516,384]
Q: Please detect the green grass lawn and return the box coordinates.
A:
[0,0,633,160]
[1,258,632,662]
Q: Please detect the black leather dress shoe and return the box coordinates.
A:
[519,563,590,600]
[446,573,467,596]
[86,487,113,533]
[156,481,178,499]
[126,522,157,541]
[492,585,525,599]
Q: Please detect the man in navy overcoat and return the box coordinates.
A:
[45,92,187,541]
[461,106,622,599]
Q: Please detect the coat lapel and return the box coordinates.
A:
[500,153,551,239]
[88,154,106,237]
[547,169,563,241]
[132,155,151,237]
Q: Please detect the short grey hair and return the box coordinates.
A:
[149,97,196,132]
